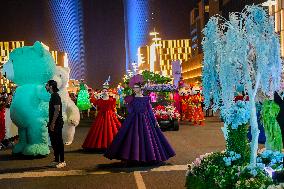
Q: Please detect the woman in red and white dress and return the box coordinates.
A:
[82,85,122,150]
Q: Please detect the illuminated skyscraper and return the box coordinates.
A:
[47,0,85,80]
[123,0,152,71]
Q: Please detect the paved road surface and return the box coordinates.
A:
[0,116,225,189]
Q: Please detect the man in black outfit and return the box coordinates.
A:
[45,80,66,168]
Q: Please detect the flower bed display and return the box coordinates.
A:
[153,105,180,120]
[153,105,180,131]
[185,150,284,189]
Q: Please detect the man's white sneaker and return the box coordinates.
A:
[56,161,66,168]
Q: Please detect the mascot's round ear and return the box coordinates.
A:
[63,67,70,73]
[33,41,45,56]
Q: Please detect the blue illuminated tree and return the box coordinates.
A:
[202,5,282,166]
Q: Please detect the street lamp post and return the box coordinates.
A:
[149,28,162,73]
[132,61,138,74]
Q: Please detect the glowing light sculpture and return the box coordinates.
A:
[47,0,85,80]
[202,5,282,166]
[123,0,151,71]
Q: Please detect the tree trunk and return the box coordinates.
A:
[249,99,260,166]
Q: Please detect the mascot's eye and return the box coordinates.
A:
[60,74,62,77]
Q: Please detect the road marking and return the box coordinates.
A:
[0,170,86,180]
[150,164,188,172]
[0,164,188,180]
[134,171,147,189]
[88,171,112,175]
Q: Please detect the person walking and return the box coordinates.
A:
[46,80,66,168]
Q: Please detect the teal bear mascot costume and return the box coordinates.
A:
[1,41,56,156]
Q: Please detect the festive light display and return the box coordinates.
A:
[47,0,85,80]
[123,0,151,71]
[76,83,91,111]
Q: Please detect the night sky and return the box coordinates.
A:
[0,0,193,88]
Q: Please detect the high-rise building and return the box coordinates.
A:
[190,0,209,57]
[138,32,191,77]
[0,41,25,64]
[123,0,152,71]
[0,41,24,93]
[157,39,191,76]
[182,0,209,83]
[209,0,265,18]
[183,0,265,83]
[47,0,85,80]
[137,46,150,72]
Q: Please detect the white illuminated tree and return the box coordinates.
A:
[202,5,282,166]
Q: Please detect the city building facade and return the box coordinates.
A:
[123,0,153,71]
[182,0,265,83]
[137,33,191,78]
[266,0,284,57]
[47,0,85,80]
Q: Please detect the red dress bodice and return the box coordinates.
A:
[94,97,116,112]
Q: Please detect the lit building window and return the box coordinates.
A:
[205,5,209,13]
[137,31,191,78]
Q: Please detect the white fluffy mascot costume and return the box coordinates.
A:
[53,66,80,145]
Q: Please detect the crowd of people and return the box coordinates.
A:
[0,76,179,168]
[46,76,176,168]
[1,75,208,168]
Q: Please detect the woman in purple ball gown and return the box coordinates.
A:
[105,80,176,163]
